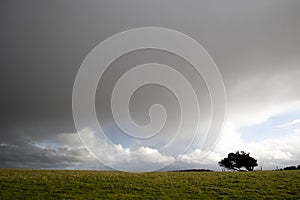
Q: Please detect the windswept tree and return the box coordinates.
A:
[219,151,258,171]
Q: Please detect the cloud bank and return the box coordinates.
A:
[1,0,300,171]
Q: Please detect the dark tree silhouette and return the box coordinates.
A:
[284,166,297,170]
[219,151,258,171]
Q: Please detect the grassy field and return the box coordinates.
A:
[0,169,299,199]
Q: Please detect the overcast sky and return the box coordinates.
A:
[1,0,300,171]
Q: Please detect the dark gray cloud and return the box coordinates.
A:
[0,138,94,169]
[1,0,300,169]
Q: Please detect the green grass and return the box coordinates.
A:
[0,169,299,199]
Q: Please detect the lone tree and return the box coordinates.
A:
[219,151,258,171]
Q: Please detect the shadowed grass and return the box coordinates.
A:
[0,169,299,199]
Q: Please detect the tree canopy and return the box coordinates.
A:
[218,151,258,171]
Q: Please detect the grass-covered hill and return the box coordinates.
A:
[0,169,299,199]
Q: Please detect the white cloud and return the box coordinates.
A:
[278,118,300,128]
[246,129,300,167]
[76,128,175,171]
[177,149,222,165]
[207,114,300,170]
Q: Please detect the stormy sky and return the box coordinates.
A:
[1,0,300,171]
